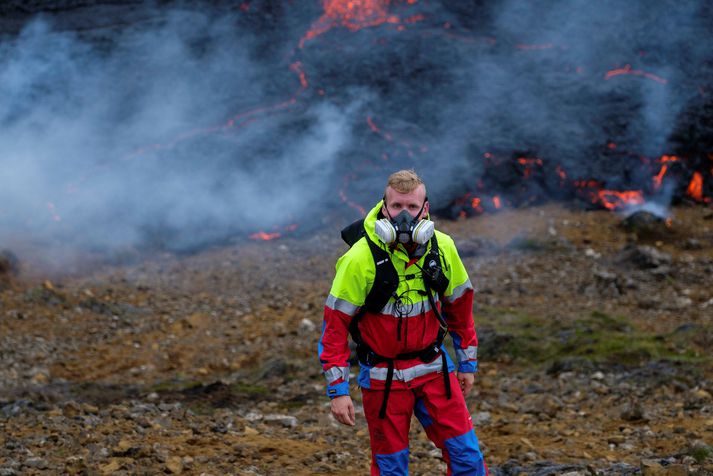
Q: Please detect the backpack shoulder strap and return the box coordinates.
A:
[348,234,399,344]
[363,236,399,313]
[340,218,398,313]
[422,234,449,296]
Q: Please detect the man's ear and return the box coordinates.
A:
[423,201,430,219]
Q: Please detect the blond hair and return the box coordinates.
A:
[385,169,426,196]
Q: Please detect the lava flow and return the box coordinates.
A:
[604,64,668,84]
[22,0,709,245]
[448,151,711,219]
[299,0,423,48]
[249,224,299,242]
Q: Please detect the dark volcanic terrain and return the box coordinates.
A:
[1,204,712,475]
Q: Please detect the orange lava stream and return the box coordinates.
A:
[339,189,367,216]
[652,165,668,190]
[595,190,644,210]
[604,64,667,84]
[249,231,282,241]
[687,172,704,202]
[299,0,422,48]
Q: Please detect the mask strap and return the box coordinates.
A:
[383,196,428,221]
[415,198,428,219]
[383,196,395,221]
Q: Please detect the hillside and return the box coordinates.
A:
[1,204,712,475]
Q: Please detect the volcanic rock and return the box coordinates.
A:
[62,400,82,418]
[473,411,491,426]
[0,249,19,288]
[520,394,564,418]
[620,400,649,422]
[23,457,49,470]
[0,249,19,274]
[298,318,317,333]
[494,460,591,476]
[585,267,623,297]
[680,238,705,250]
[165,455,184,474]
[546,358,595,375]
[620,211,671,239]
[476,327,515,361]
[616,244,672,270]
[263,414,298,428]
[640,459,687,476]
[98,459,121,475]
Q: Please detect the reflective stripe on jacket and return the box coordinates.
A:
[318,200,478,398]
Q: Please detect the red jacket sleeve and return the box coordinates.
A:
[318,252,368,398]
[441,240,478,373]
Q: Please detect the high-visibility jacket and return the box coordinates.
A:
[319,200,478,398]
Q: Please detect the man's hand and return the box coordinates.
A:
[456,371,475,395]
[330,395,355,426]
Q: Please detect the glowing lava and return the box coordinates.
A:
[340,174,367,216]
[517,157,543,179]
[249,224,299,241]
[594,190,645,210]
[250,231,281,241]
[299,0,422,48]
[687,172,704,202]
[652,164,668,190]
[604,64,667,84]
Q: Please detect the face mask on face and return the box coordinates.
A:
[375,200,435,245]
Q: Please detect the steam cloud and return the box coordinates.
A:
[0,7,353,259]
[1,1,711,263]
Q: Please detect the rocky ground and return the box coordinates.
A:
[1,204,713,475]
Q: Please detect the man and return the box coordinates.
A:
[319,170,488,475]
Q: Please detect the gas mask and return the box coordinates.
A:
[375,200,435,245]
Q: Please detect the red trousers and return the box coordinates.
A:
[361,372,488,476]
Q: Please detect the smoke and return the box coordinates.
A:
[1,0,711,265]
[0,7,354,259]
